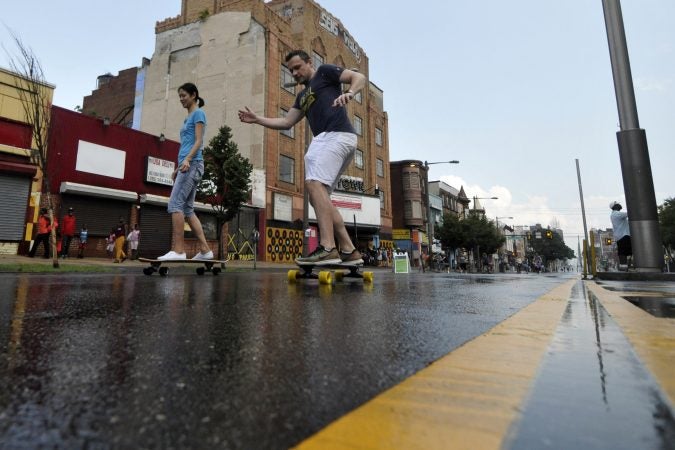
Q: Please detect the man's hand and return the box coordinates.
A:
[238,107,258,123]
[332,91,353,107]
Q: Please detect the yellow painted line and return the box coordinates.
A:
[586,282,675,407]
[294,279,576,450]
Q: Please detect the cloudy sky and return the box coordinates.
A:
[3,1,673,252]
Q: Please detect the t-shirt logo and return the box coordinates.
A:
[299,87,316,114]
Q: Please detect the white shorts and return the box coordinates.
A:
[304,131,357,192]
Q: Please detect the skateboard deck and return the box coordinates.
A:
[139,257,227,276]
[288,262,373,284]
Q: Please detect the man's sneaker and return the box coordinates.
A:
[295,246,341,266]
[192,250,214,261]
[340,249,364,266]
[157,251,186,261]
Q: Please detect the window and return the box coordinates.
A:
[376,158,384,177]
[354,149,364,169]
[375,127,383,146]
[312,51,324,69]
[379,190,385,210]
[279,109,294,138]
[353,115,363,135]
[281,65,295,94]
[412,200,423,219]
[279,155,295,184]
[354,91,362,103]
[404,201,412,219]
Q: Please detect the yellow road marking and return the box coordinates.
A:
[586,282,675,407]
[294,279,576,450]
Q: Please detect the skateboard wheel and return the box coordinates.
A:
[335,271,344,282]
[288,269,299,282]
[143,267,154,276]
[318,271,332,285]
[363,272,374,283]
[196,267,205,276]
[159,267,169,276]
[212,267,221,275]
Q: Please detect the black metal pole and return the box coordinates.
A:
[602,0,663,271]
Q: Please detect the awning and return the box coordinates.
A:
[59,181,137,201]
[0,160,37,176]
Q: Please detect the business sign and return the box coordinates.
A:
[76,140,126,179]
[145,156,175,186]
[274,193,293,222]
[392,229,411,240]
[319,10,361,62]
[330,193,362,210]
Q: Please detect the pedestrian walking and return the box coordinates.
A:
[77,224,88,258]
[239,50,366,266]
[127,224,140,260]
[60,207,76,258]
[29,208,52,258]
[158,82,213,261]
[113,218,127,263]
[610,201,632,270]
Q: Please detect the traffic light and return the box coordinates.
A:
[605,238,612,245]
[545,230,553,239]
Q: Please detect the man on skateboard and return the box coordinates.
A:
[239,50,365,267]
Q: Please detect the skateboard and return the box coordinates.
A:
[287,262,373,285]
[139,257,227,276]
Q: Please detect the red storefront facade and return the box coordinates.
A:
[42,106,219,259]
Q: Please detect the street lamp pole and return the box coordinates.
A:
[424,160,459,255]
[602,0,663,271]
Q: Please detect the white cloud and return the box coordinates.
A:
[635,77,672,92]
[438,175,622,245]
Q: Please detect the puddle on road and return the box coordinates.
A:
[624,296,675,318]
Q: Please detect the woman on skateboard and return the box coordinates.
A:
[158,83,213,261]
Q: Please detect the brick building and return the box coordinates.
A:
[82,62,148,128]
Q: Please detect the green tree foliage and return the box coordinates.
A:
[436,213,505,254]
[198,125,253,259]
[658,197,675,248]
[528,228,575,265]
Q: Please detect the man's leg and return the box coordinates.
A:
[306,180,337,249]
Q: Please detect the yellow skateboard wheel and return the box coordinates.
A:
[363,272,374,283]
[288,269,299,282]
[318,271,332,285]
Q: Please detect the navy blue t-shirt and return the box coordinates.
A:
[292,64,356,136]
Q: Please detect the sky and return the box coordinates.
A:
[2,1,674,253]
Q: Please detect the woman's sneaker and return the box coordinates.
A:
[295,246,341,266]
[192,250,214,261]
[157,251,186,261]
[340,249,364,266]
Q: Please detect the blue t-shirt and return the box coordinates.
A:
[178,108,206,164]
[292,64,356,136]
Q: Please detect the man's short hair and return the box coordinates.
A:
[285,50,311,63]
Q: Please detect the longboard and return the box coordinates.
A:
[139,257,227,276]
[288,262,373,284]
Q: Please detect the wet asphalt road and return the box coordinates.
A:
[0,270,573,449]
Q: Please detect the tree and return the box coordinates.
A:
[436,213,505,262]
[436,213,465,251]
[5,31,59,267]
[197,125,253,261]
[529,228,575,267]
[658,197,675,252]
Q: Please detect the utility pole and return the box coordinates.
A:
[602,0,663,272]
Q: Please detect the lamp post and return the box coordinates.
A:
[423,160,459,253]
